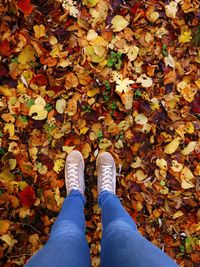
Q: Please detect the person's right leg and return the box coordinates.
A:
[97,152,178,267]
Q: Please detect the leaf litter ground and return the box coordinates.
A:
[0,0,200,266]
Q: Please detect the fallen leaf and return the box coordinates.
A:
[19,186,36,208]
[18,0,34,15]
[136,74,153,88]
[165,1,178,19]
[33,25,46,39]
[181,141,197,155]
[18,45,35,64]
[53,159,65,173]
[56,99,67,114]
[111,15,129,32]
[164,137,181,154]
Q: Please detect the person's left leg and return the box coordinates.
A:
[24,190,91,267]
[25,150,91,267]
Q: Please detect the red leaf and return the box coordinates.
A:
[0,39,11,57]
[19,186,36,208]
[191,95,200,114]
[31,74,48,86]
[18,0,34,16]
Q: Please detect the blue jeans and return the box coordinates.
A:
[25,190,178,267]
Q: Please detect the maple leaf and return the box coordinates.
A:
[18,0,34,16]
[19,186,36,208]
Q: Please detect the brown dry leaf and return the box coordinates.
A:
[66,98,78,116]
[65,72,79,90]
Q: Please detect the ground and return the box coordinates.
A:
[0,0,200,266]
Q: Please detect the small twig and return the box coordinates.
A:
[6,253,32,259]
[17,222,42,234]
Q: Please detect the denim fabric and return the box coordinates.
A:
[99,191,178,267]
[25,190,178,267]
[24,190,91,267]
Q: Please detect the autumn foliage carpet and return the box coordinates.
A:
[0,0,200,266]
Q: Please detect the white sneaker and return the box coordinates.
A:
[65,150,85,195]
[96,152,116,194]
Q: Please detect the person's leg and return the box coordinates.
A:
[25,190,91,267]
[99,190,178,267]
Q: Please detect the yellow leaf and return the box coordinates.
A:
[83,0,100,7]
[87,29,98,41]
[179,30,192,43]
[29,104,48,120]
[80,127,89,135]
[99,138,111,150]
[0,220,10,235]
[127,46,139,61]
[54,188,64,207]
[62,146,75,153]
[171,160,183,172]
[0,86,12,96]
[131,156,141,168]
[181,141,197,155]
[19,207,31,218]
[87,88,100,97]
[135,113,148,125]
[0,234,17,248]
[164,137,181,154]
[180,166,194,181]
[0,168,15,181]
[165,1,178,19]
[18,45,35,64]
[156,158,167,170]
[115,139,123,149]
[56,99,67,114]
[82,143,91,159]
[53,159,65,173]
[111,15,129,32]
[33,24,46,39]
[147,11,159,23]
[195,79,200,89]
[8,159,17,170]
[135,170,147,181]
[136,74,153,88]
[181,179,195,189]
[4,123,15,137]
[172,211,184,219]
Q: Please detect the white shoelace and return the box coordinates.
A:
[101,165,113,191]
[67,163,80,191]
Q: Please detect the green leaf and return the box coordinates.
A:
[27,99,35,107]
[45,103,53,112]
[11,57,18,63]
[0,148,5,155]
[97,130,104,140]
[162,44,168,56]
[19,115,28,123]
[135,89,142,97]
[0,131,3,137]
[107,51,122,70]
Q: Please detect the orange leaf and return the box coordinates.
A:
[18,0,34,16]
